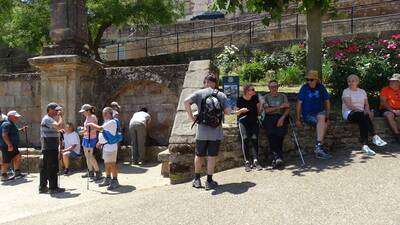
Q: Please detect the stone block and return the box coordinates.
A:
[20,155,42,173]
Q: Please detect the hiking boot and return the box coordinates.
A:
[107,179,120,190]
[192,178,202,189]
[315,144,332,160]
[205,180,218,191]
[99,177,111,187]
[372,135,387,147]
[244,161,252,172]
[253,160,262,171]
[88,171,95,182]
[39,186,49,194]
[49,187,65,195]
[92,171,103,182]
[362,145,376,156]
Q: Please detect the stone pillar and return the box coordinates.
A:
[28,55,102,124]
[28,0,102,125]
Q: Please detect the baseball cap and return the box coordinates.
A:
[7,110,22,117]
[110,101,121,109]
[389,73,400,81]
[47,102,62,111]
[79,104,93,113]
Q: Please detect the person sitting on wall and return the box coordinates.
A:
[235,84,262,172]
[129,107,151,165]
[60,122,81,175]
[296,70,332,160]
[342,74,387,155]
[262,80,290,169]
[0,111,27,182]
[379,73,400,143]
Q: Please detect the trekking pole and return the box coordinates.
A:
[87,125,91,190]
[24,124,29,175]
[288,116,306,167]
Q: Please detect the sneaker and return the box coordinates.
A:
[92,171,103,181]
[107,179,120,190]
[253,160,263,171]
[372,135,387,147]
[14,171,26,179]
[63,169,70,176]
[192,178,202,189]
[244,161,252,172]
[99,177,111,187]
[88,171,95,182]
[274,158,284,168]
[205,180,218,191]
[315,144,332,160]
[39,186,49,194]
[362,145,376,156]
[49,187,65,194]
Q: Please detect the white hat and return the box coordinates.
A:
[79,104,93,113]
[7,110,22,117]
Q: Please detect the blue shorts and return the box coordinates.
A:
[82,138,97,149]
[304,111,326,126]
[69,151,82,159]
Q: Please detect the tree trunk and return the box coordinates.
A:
[88,22,112,61]
[306,6,323,79]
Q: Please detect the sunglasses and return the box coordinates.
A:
[306,78,316,82]
[249,88,255,91]
[269,85,278,88]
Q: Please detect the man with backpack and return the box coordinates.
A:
[87,107,122,190]
[129,107,151,165]
[184,74,230,190]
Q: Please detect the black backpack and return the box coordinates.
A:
[193,89,223,128]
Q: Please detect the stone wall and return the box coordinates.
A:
[0,73,41,146]
[96,64,188,146]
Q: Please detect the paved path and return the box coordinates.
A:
[2,145,400,225]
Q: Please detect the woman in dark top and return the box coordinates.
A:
[236,84,262,172]
[262,80,290,169]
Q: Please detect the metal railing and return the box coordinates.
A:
[100,0,400,61]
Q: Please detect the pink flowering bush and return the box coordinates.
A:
[324,34,400,106]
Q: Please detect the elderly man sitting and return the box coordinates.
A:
[380,73,400,143]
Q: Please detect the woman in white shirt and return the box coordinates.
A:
[61,122,81,175]
[342,74,387,155]
[87,107,119,190]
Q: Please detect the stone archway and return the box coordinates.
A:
[110,80,179,146]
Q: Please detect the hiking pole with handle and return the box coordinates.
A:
[24,124,29,175]
[87,125,91,190]
[288,116,306,167]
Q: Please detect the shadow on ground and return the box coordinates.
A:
[117,164,148,174]
[99,185,136,195]
[211,181,256,195]
[284,142,400,177]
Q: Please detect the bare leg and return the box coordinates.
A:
[317,114,328,143]
[384,112,399,134]
[206,156,217,175]
[84,148,93,171]
[62,154,69,169]
[111,163,118,178]
[194,156,205,173]
[13,154,21,170]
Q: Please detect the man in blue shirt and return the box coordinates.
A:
[296,70,332,160]
[1,111,26,182]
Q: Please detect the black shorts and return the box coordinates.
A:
[195,140,221,157]
[1,146,20,164]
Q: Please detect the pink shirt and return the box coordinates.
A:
[84,114,98,139]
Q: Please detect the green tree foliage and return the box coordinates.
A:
[0,0,183,59]
[212,0,335,77]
